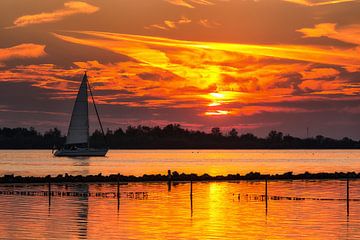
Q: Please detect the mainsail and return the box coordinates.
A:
[66,73,89,145]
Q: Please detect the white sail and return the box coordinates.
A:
[65,73,89,145]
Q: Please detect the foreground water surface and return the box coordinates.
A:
[1,150,360,239]
[1,149,360,176]
[1,180,360,239]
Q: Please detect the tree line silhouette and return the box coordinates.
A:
[0,124,359,149]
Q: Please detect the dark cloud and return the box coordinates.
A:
[137,72,162,81]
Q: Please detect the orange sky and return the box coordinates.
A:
[0,0,359,138]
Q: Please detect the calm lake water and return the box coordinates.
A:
[0,149,360,176]
[1,150,360,239]
[1,181,360,239]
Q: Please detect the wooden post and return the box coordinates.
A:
[190,180,193,196]
[48,175,51,205]
[117,173,120,198]
[265,178,268,214]
[190,180,193,217]
[167,170,171,181]
[117,173,120,211]
[265,178,268,199]
[167,170,171,192]
[347,178,349,216]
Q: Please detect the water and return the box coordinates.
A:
[0,149,360,176]
[1,181,360,239]
[1,150,360,239]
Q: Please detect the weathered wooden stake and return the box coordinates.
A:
[167,170,171,181]
[167,170,171,192]
[117,173,120,211]
[48,175,51,205]
[190,180,193,217]
[265,178,268,198]
[190,180,193,196]
[265,178,268,214]
[117,173,120,198]
[347,178,349,216]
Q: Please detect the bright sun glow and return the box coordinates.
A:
[204,110,230,116]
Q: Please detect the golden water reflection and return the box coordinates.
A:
[1,181,360,239]
[1,150,360,177]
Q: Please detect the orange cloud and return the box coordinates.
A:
[299,79,344,93]
[198,19,221,28]
[48,31,360,116]
[165,0,215,8]
[283,0,354,6]
[301,68,340,79]
[2,30,357,119]
[146,17,191,30]
[0,43,46,62]
[298,23,360,45]
[54,31,360,69]
[7,1,99,28]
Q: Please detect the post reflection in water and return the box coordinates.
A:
[1,180,360,239]
[70,159,90,239]
[74,184,89,240]
[190,181,193,218]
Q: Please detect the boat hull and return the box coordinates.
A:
[54,148,108,157]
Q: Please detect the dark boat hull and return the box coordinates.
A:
[54,148,108,157]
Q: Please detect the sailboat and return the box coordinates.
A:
[54,72,108,157]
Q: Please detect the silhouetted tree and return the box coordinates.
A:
[229,128,238,138]
[267,130,283,142]
[211,127,222,137]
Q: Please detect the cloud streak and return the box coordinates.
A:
[283,0,354,6]
[0,43,46,63]
[165,0,216,8]
[7,1,99,28]
[146,16,191,30]
[298,23,360,45]
[54,31,360,68]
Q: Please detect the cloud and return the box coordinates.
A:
[0,43,46,63]
[298,23,360,45]
[283,0,354,6]
[198,19,221,28]
[165,0,216,8]
[54,31,360,68]
[164,20,177,29]
[146,16,191,30]
[146,24,168,30]
[301,67,340,79]
[7,1,99,28]
[46,31,359,117]
[1,31,358,130]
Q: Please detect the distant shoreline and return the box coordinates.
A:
[1,148,360,150]
[1,171,359,184]
[1,126,359,149]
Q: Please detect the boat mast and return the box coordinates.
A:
[86,74,108,148]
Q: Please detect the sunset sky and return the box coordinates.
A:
[0,0,359,138]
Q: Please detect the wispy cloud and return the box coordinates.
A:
[298,23,360,45]
[198,19,221,28]
[146,16,191,30]
[165,0,216,8]
[7,1,99,28]
[0,43,46,63]
[53,31,360,68]
[283,0,354,6]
